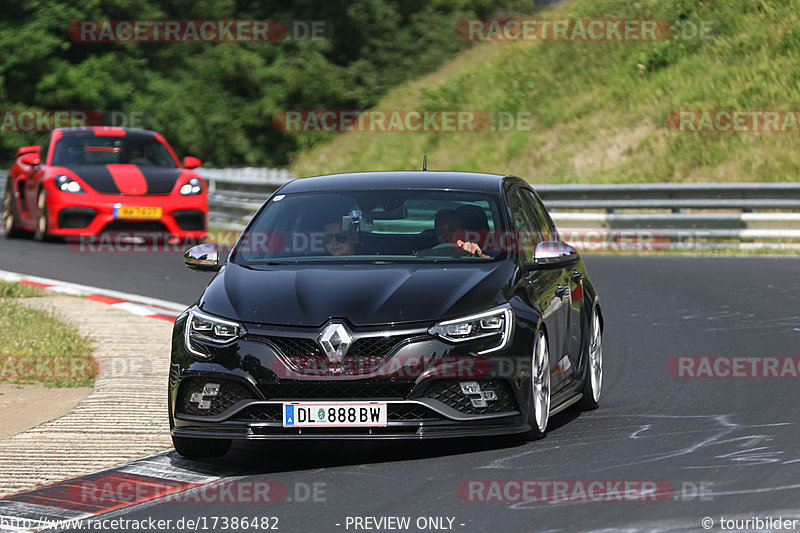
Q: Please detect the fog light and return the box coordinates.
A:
[188,382,221,411]
[459,381,499,409]
[460,381,481,395]
[202,383,220,396]
[470,397,488,408]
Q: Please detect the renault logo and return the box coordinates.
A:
[318,322,353,363]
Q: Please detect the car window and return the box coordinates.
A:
[231,189,506,264]
[52,134,176,167]
[520,188,555,242]
[507,188,541,262]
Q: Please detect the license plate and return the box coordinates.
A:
[283,402,387,427]
[114,206,163,220]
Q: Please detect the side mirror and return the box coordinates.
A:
[15,145,41,158]
[20,153,40,166]
[531,241,578,267]
[183,156,202,169]
[184,243,221,272]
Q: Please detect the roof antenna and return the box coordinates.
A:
[422,155,427,171]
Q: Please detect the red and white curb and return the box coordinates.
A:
[0,451,237,532]
[0,270,185,322]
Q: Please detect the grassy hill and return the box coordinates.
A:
[291,0,800,183]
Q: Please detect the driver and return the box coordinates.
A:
[434,209,489,258]
[128,146,152,165]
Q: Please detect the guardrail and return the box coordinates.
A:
[4,167,799,250]
[199,167,291,229]
[198,171,800,250]
[536,183,800,250]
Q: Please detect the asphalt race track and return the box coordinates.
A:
[2,233,800,532]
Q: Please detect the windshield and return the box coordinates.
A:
[231,189,507,265]
[52,134,177,167]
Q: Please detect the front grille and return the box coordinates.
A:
[424,379,517,415]
[261,336,321,357]
[232,403,442,423]
[279,355,385,376]
[176,377,257,417]
[258,381,413,400]
[252,333,426,376]
[348,335,423,356]
[101,221,169,233]
[388,404,443,421]
[233,404,282,422]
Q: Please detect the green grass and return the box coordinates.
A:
[291,0,800,183]
[0,281,45,298]
[0,282,97,387]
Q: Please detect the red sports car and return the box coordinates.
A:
[4,127,207,241]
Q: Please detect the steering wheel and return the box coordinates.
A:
[416,243,475,258]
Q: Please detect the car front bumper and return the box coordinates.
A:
[45,186,207,239]
[169,311,538,440]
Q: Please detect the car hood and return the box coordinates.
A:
[199,261,516,327]
[57,164,189,195]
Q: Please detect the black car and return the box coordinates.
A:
[169,171,603,458]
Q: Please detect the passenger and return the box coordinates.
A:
[128,146,152,165]
[323,220,356,256]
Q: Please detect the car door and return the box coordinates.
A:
[518,187,578,386]
[507,187,569,390]
[535,191,585,370]
[22,134,50,220]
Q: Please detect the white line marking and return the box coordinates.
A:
[0,269,186,314]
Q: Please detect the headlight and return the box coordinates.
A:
[55,175,83,193]
[428,304,513,354]
[180,177,203,195]
[184,308,245,359]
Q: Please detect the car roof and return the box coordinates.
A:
[56,127,156,136]
[279,171,512,193]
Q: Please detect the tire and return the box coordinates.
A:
[172,435,231,459]
[33,189,53,242]
[3,179,29,238]
[577,308,603,411]
[523,329,551,441]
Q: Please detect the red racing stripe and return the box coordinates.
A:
[106,164,148,195]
